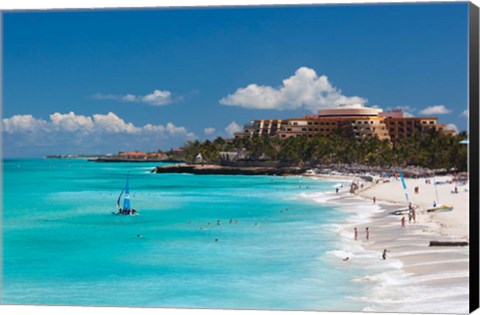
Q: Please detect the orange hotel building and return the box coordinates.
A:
[234,104,454,142]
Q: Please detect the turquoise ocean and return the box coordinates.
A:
[2,158,371,310]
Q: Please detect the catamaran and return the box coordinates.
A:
[426,174,453,213]
[390,168,413,215]
[114,174,138,215]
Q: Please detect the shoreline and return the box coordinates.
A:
[308,174,469,313]
[151,164,307,175]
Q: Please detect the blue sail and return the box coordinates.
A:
[123,175,131,210]
[398,168,410,205]
[116,189,124,208]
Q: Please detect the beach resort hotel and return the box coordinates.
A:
[234,104,455,142]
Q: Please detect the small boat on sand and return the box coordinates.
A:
[390,168,412,215]
[426,174,453,213]
[390,208,411,215]
[426,205,453,213]
[113,174,139,215]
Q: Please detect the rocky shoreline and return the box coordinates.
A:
[150,162,460,178]
[151,164,306,175]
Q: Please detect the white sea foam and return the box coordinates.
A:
[357,270,469,313]
[311,185,468,313]
[298,191,340,203]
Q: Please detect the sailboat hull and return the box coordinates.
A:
[426,206,453,213]
[390,208,410,215]
[112,211,139,216]
[114,174,139,215]
[112,208,139,216]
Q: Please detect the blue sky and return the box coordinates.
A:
[2,3,469,157]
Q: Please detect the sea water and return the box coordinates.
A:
[2,158,370,310]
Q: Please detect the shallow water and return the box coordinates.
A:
[2,158,371,310]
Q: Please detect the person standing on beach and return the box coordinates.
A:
[412,208,416,223]
[373,196,376,204]
[401,216,406,227]
[336,187,339,194]
[382,249,388,260]
[354,227,358,240]
[365,227,370,241]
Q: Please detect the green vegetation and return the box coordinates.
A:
[180,128,468,171]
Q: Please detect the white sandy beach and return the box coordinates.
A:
[358,175,469,240]
[307,173,470,313]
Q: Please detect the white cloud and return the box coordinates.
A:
[92,112,141,134]
[224,121,242,136]
[461,109,468,117]
[419,105,451,115]
[219,67,366,112]
[165,122,195,138]
[2,112,197,157]
[50,112,94,132]
[204,127,216,135]
[140,89,173,105]
[2,112,194,137]
[1,114,48,133]
[93,89,176,106]
[122,94,137,102]
[445,123,458,134]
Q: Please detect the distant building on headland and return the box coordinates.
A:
[234,104,455,142]
[118,151,168,160]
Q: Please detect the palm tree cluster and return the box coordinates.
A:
[179,128,468,171]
